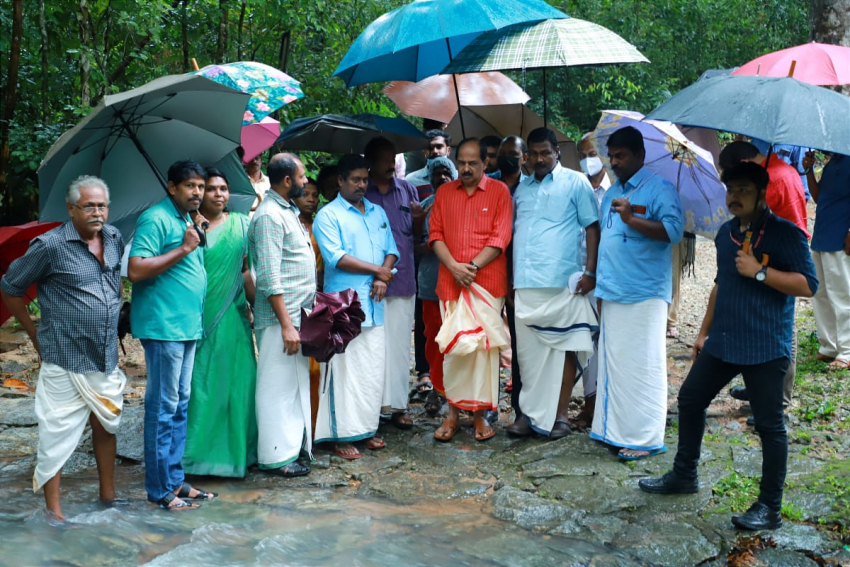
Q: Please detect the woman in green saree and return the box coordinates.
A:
[183,168,258,477]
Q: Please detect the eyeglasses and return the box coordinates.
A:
[73,204,109,213]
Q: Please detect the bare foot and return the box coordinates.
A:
[433,417,459,442]
[618,448,649,458]
[46,508,66,522]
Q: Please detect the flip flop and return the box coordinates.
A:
[618,447,668,461]
[666,328,680,339]
[334,444,362,460]
[176,482,217,501]
[816,353,836,363]
[827,358,850,371]
[473,417,496,442]
[365,437,386,450]
[434,418,460,442]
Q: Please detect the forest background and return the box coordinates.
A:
[0,0,843,225]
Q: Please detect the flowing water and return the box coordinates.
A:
[0,462,642,567]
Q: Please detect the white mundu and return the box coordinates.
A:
[34,362,126,491]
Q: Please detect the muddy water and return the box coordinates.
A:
[0,464,640,567]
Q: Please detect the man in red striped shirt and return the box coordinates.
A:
[428,138,513,442]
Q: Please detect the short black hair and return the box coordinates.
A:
[363,136,395,162]
[481,135,501,150]
[267,153,300,185]
[306,177,318,187]
[425,129,451,146]
[720,161,770,192]
[422,118,445,132]
[606,126,645,156]
[204,167,228,185]
[456,137,487,162]
[167,160,206,185]
[501,135,528,154]
[337,154,369,180]
[317,165,338,186]
[526,128,558,151]
[719,141,760,171]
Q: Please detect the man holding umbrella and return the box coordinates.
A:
[128,160,217,510]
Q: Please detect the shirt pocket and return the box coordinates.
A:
[472,207,494,238]
[539,190,571,222]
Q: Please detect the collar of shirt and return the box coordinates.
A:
[60,220,119,245]
[334,194,377,214]
[450,176,490,193]
[263,187,298,211]
[612,165,654,193]
[366,177,402,195]
[524,162,564,185]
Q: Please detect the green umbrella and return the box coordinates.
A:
[38,74,252,239]
[443,18,649,124]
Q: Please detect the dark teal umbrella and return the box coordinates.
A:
[274,114,428,154]
[646,75,850,155]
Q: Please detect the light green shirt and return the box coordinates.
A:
[129,197,206,340]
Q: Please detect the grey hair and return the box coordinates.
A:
[66,175,110,205]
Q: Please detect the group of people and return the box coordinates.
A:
[3,117,847,530]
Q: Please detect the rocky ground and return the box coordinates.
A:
[1,236,849,566]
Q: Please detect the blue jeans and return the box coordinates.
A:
[141,339,196,502]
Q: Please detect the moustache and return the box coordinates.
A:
[87,218,104,225]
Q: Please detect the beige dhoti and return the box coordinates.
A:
[437,284,508,412]
[33,362,126,491]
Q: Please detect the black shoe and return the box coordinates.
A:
[729,386,749,401]
[638,471,699,494]
[731,502,782,530]
[485,410,499,425]
[549,420,572,440]
[746,415,756,427]
[269,462,311,478]
[506,416,532,437]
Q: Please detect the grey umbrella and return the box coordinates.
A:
[38,74,252,239]
[274,114,428,154]
[646,75,850,155]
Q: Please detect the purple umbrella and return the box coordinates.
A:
[300,289,366,363]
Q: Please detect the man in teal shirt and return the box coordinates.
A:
[590,126,684,461]
[128,160,216,510]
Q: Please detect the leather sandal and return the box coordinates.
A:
[176,482,218,501]
[156,492,198,511]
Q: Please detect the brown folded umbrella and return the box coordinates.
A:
[300,289,366,363]
[383,72,530,124]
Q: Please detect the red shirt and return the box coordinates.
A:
[765,154,809,237]
[428,175,513,300]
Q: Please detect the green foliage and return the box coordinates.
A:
[712,471,759,512]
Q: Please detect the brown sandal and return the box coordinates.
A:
[473,417,496,442]
[434,418,460,442]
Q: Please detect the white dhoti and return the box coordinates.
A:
[437,284,508,411]
[590,299,668,451]
[315,325,385,443]
[33,362,126,491]
[515,288,597,435]
[581,289,599,399]
[256,325,312,468]
[382,295,415,412]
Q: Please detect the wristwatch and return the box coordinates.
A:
[755,266,768,282]
[469,260,480,270]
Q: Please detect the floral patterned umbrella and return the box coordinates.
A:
[591,110,730,239]
[193,61,304,124]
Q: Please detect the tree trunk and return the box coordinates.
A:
[0,0,24,216]
[39,0,50,123]
[810,0,850,94]
[237,0,247,60]
[77,0,92,107]
[216,0,229,63]
[182,0,190,71]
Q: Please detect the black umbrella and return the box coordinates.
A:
[275,113,428,154]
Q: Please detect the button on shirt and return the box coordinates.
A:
[596,166,684,304]
[365,178,419,297]
[428,176,513,300]
[514,163,599,288]
[129,198,206,341]
[249,189,317,329]
[314,195,399,327]
[811,154,850,253]
[704,211,817,365]
[1,222,124,374]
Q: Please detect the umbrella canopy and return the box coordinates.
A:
[445,104,580,170]
[591,110,729,239]
[241,117,281,163]
[38,74,250,239]
[732,42,850,86]
[646,75,850,156]
[300,289,366,363]
[0,221,63,325]
[193,61,304,124]
[274,114,429,154]
[383,72,529,124]
[334,0,567,87]
[443,17,649,73]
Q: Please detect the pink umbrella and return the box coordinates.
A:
[732,42,850,86]
[383,72,530,124]
[0,221,62,325]
[240,117,281,163]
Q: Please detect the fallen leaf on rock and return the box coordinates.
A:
[2,378,28,389]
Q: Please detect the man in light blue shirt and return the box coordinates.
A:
[591,126,684,462]
[313,154,399,460]
[508,128,601,440]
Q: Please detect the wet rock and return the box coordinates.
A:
[0,360,27,373]
[770,523,838,556]
[752,548,819,567]
[0,454,35,475]
[783,489,833,521]
[489,486,583,530]
[0,426,38,456]
[311,453,330,470]
[62,451,99,474]
[725,420,742,432]
[358,470,490,504]
[115,405,143,462]
[537,474,643,514]
[706,417,721,433]
[522,454,629,481]
[732,445,765,477]
[579,513,628,544]
[616,519,721,567]
[338,454,403,480]
[0,398,36,426]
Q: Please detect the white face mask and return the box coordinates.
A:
[580,156,603,177]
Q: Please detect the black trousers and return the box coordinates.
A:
[505,300,523,415]
[414,297,429,376]
[673,351,789,511]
